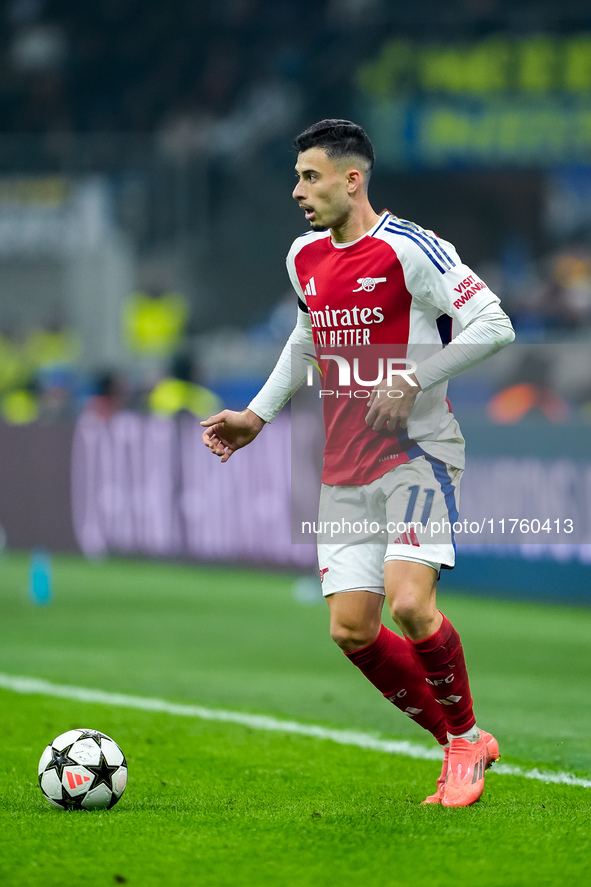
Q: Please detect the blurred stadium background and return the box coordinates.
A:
[0,0,590,599]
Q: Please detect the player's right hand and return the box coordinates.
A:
[200,409,265,462]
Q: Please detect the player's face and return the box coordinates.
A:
[292,148,353,232]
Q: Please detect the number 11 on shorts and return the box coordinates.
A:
[404,485,435,526]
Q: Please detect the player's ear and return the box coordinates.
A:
[346,168,363,194]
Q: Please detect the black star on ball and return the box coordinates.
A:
[49,746,76,780]
[85,753,120,791]
[79,730,104,743]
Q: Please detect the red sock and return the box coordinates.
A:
[345,624,447,746]
[406,613,475,736]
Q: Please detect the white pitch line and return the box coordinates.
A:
[1,672,590,790]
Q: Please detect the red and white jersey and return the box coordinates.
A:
[288,212,502,486]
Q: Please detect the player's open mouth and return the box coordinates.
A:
[301,205,315,220]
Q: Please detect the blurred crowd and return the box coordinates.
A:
[1,0,591,425]
[1,0,371,145]
[482,241,591,338]
[2,258,591,427]
[0,287,225,424]
[2,1,589,141]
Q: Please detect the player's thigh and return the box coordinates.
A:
[383,558,439,624]
[317,480,384,546]
[326,589,385,650]
[383,457,462,566]
[317,537,385,597]
[318,538,386,649]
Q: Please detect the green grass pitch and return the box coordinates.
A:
[0,552,590,886]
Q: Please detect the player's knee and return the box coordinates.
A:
[389,595,425,633]
[329,619,379,653]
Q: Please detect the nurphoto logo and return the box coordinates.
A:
[305,354,418,399]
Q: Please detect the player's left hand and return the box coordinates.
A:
[365,374,421,432]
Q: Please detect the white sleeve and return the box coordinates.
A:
[247,306,314,422]
[394,228,503,325]
[385,225,515,390]
[414,301,515,391]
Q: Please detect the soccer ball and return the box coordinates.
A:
[38,728,128,810]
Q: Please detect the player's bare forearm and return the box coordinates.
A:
[200,408,266,462]
[365,375,421,432]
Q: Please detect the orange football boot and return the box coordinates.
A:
[441,729,500,807]
[421,746,449,805]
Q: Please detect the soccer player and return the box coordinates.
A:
[201,119,514,807]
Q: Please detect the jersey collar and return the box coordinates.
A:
[330,211,392,250]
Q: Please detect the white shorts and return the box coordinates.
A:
[317,455,462,597]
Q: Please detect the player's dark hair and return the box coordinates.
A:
[294,119,375,174]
